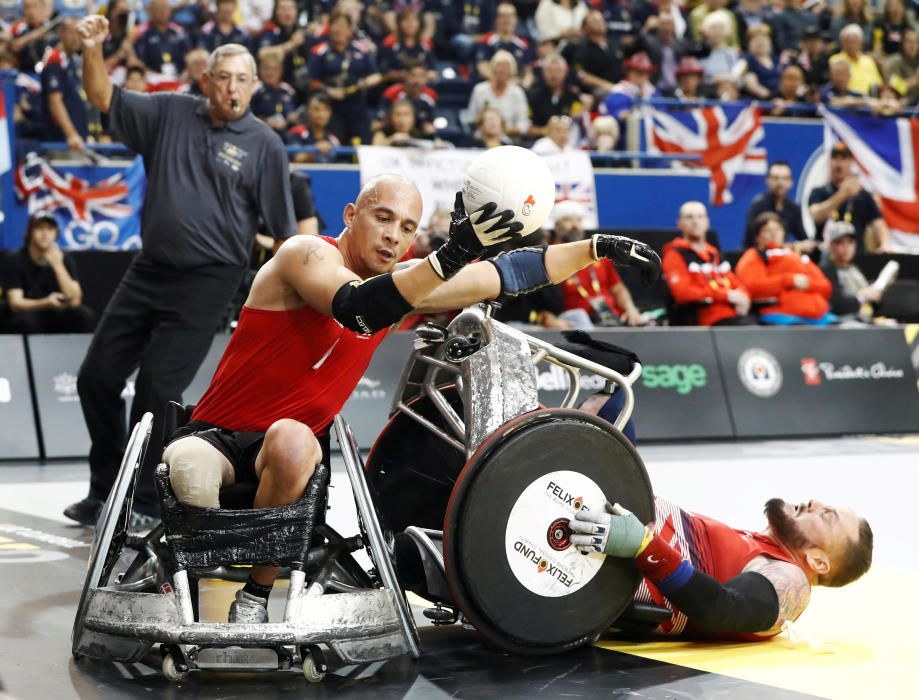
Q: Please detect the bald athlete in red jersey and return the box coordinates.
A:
[571,495,872,640]
[163,173,662,623]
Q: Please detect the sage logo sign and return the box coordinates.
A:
[642,364,707,395]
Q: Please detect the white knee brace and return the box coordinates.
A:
[163,437,232,509]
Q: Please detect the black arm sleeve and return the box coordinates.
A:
[665,570,780,635]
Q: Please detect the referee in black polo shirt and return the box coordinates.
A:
[64,16,296,526]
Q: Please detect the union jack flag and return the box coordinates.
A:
[644,103,767,206]
[823,108,919,240]
[13,152,146,249]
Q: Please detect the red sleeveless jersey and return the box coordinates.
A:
[192,237,389,435]
[633,496,803,637]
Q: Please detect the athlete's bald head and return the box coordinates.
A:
[355,174,421,211]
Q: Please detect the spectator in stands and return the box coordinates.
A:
[477,2,534,86]
[308,12,381,145]
[872,0,910,60]
[739,25,782,98]
[124,65,148,92]
[0,0,20,24]
[435,0,495,67]
[885,27,919,103]
[10,0,54,73]
[809,141,891,252]
[102,0,138,71]
[600,51,658,128]
[379,7,435,85]
[41,18,99,153]
[0,213,94,335]
[634,13,694,96]
[255,0,306,89]
[672,57,705,100]
[240,0,275,37]
[830,24,883,96]
[873,82,904,115]
[713,74,742,101]
[567,9,623,97]
[535,0,589,43]
[586,114,620,152]
[770,65,816,116]
[830,0,873,50]
[178,47,208,96]
[372,98,432,146]
[689,0,739,48]
[527,52,582,138]
[662,201,753,326]
[551,201,645,327]
[820,220,885,321]
[472,105,513,148]
[744,161,810,250]
[250,50,297,139]
[287,92,341,163]
[734,0,772,47]
[819,58,871,107]
[699,10,742,85]
[736,212,835,325]
[377,60,436,135]
[467,49,531,138]
[133,0,193,76]
[769,0,818,54]
[796,26,830,88]
[531,114,576,153]
[635,0,687,41]
[198,0,251,53]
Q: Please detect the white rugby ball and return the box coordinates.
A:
[462,145,556,237]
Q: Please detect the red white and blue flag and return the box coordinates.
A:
[0,91,11,177]
[644,104,767,206]
[13,152,146,249]
[823,108,919,240]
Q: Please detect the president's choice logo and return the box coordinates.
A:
[738,348,783,398]
[642,364,708,395]
[800,358,905,386]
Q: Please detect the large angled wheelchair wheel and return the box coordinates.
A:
[443,408,654,655]
[72,412,154,658]
[365,386,467,535]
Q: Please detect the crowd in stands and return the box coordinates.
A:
[2,0,919,159]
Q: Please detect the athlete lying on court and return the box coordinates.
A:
[569,495,872,639]
[164,173,661,623]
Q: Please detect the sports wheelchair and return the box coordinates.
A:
[72,304,661,681]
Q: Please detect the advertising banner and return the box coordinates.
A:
[26,333,231,458]
[713,327,919,437]
[536,328,734,441]
[356,146,599,230]
[0,336,39,459]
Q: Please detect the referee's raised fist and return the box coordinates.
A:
[77,16,109,47]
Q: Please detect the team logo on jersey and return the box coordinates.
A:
[738,348,783,398]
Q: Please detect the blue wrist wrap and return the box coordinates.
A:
[488,246,551,297]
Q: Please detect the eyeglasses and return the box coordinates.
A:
[830,150,852,159]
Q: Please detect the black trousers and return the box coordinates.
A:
[77,254,244,515]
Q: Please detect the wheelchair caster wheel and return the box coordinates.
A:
[162,655,189,682]
[302,654,326,683]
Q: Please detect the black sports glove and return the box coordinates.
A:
[591,235,662,286]
[428,192,524,280]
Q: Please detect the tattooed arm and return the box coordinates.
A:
[743,556,812,636]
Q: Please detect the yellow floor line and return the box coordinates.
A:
[599,567,919,700]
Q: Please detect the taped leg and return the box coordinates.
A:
[163,436,235,509]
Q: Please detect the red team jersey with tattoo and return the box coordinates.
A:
[634,496,803,636]
[192,237,388,435]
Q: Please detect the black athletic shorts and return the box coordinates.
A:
[166,420,332,484]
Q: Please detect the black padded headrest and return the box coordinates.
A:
[556,330,640,376]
